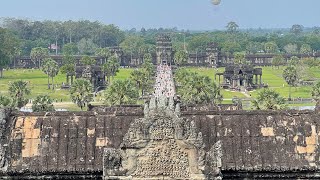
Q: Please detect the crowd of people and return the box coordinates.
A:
[154,64,176,98]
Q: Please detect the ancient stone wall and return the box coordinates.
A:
[1,109,320,178]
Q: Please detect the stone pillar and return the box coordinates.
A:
[260,75,262,86]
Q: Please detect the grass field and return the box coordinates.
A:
[185,66,320,100]
[1,66,319,110]
[0,68,134,111]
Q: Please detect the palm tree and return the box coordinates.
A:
[174,50,188,66]
[70,79,93,110]
[60,63,75,85]
[80,55,96,66]
[283,66,298,100]
[251,88,287,110]
[176,70,222,104]
[30,47,49,68]
[130,69,149,95]
[0,94,12,108]
[42,58,59,89]
[102,55,120,83]
[104,79,139,106]
[8,80,31,109]
[95,48,111,64]
[32,95,55,112]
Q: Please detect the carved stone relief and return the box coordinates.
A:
[103,97,223,180]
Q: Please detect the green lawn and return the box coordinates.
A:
[0,68,134,110]
[1,66,319,110]
[185,66,320,100]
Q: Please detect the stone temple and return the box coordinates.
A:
[1,35,320,179]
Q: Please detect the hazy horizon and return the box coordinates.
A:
[0,0,319,30]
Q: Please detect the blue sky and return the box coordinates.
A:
[0,0,319,30]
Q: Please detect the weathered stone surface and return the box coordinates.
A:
[103,97,218,179]
[1,108,320,178]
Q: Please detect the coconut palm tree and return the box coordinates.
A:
[30,47,49,68]
[80,55,96,66]
[174,50,188,66]
[42,58,59,89]
[176,70,222,104]
[0,94,12,108]
[283,66,298,100]
[102,55,120,84]
[8,80,31,109]
[130,69,149,96]
[251,88,287,110]
[104,79,139,105]
[95,48,111,64]
[70,79,93,110]
[32,95,55,112]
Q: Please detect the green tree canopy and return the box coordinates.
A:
[32,95,55,112]
[80,55,96,66]
[175,69,222,104]
[8,80,31,109]
[283,66,298,100]
[30,47,49,68]
[104,79,139,106]
[251,88,287,110]
[42,58,59,89]
[70,79,93,110]
[0,28,20,78]
[174,50,188,66]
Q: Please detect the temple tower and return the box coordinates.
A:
[156,35,173,65]
[206,42,220,67]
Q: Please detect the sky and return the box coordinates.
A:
[0,0,319,30]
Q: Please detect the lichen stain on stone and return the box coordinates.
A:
[295,125,318,155]
[20,117,41,158]
[96,137,109,147]
[206,115,215,119]
[261,127,274,137]
[87,128,95,137]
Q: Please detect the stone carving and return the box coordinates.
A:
[103,97,223,179]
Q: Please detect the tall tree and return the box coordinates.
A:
[174,50,188,66]
[70,79,93,110]
[30,47,49,68]
[311,81,320,101]
[226,21,239,33]
[32,95,55,112]
[290,24,303,35]
[104,79,139,105]
[8,80,31,109]
[77,38,98,55]
[95,47,111,64]
[272,54,285,68]
[234,52,246,64]
[42,58,59,89]
[251,88,287,110]
[283,66,298,100]
[284,43,298,54]
[176,70,222,104]
[61,42,78,85]
[0,27,20,78]
[300,44,312,54]
[130,69,149,96]
[80,55,96,66]
[0,94,12,108]
[264,41,278,53]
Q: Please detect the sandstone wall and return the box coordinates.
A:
[2,109,320,178]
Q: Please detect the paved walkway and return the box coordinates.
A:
[154,64,176,98]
